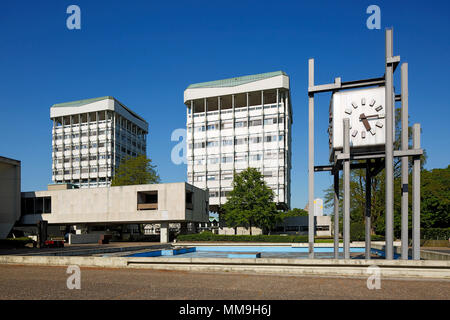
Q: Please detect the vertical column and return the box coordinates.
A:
[218,96,222,206]
[412,124,421,260]
[204,98,208,194]
[69,115,73,183]
[96,111,100,187]
[246,92,250,167]
[343,118,350,259]
[79,114,82,185]
[190,101,194,185]
[285,92,289,205]
[385,28,395,260]
[308,59,315,258]
[333,170,339,259]
[276,89,280,203]
[365,161,372,259]
[401,63,409,260]
[261,91,264,182]
[160,222,169,243]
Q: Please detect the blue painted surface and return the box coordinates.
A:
[127,246,366,259]
[195,246,365,253]
[227,253,261,258]
[128,247,196,257]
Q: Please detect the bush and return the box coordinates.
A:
[350,222,365,241]
[421,228,450,240]
[0,237,33,248]
[177,231,308,243]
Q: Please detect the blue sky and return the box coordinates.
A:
[0,1,449,212]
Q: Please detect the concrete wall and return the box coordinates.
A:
[68,233,101,244]
[0,157,21,239]
[219,227,263,235]
[21,182,208,226]
[273,215,332,237]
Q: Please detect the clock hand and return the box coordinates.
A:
[359,113,372,131]
[362,113,385,119]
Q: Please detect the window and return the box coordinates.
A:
[186,191,193,210]
[249,119,262,126]
[286,226,299,232]
[316,225,330,231]
[235,120,247,128]
[137,191,158,210]
[21,196,51,215]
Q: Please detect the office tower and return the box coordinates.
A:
[184,71,292,211]
[50,96,148,188]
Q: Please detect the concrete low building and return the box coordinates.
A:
[272,216,332,237]
[0,156,21,238]
[20,182,209,243]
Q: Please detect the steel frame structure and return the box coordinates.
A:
[307,29,422,260]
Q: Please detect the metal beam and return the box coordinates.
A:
[336,149,423,161]
[365,161,372,259]
[308,77,385,94]
[412,124,421,260]
[308,58,315,259]
[385,28,395,260]
[334,171,340,259]
[343,118,350,259]
[401,63,409,260]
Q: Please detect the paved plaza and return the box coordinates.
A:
[0,264,448,300]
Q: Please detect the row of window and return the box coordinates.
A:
[53,166,109,175]
[53,142,114,152]
[54,153,112,164]
[54,129,111,140]
[190,170,285,182]
[188,150,285,165]
[188,117,284,132]
[189,134,284,150]
[190,103,281,117]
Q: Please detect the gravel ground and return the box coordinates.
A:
[0,264,448,300]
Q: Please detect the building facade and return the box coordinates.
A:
[0,156,21,238]
[20,182,209,243]
[184,71,292,211]
[50,96,148,188]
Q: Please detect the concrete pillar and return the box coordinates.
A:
[401,63,409,260]
[160,222,169,243]
[308,58,315,259]
[412,124,421,260]
[343,118,350,259]
[384,28,394,260]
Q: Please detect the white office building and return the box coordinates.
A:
[50,96,148,188]
[184,71,292,211]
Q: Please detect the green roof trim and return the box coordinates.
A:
[51,96,148,125]
[187,71,287,89]
[52,96,113,108]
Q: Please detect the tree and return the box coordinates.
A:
[222,168,278,235]
[111,154,160,186]
[420,165,450,229]
[280,208,308,219]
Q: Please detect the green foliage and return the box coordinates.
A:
[280,208,308,219]
[350,222,365,241]
[111,154,160,186]
[177,231,308,243]
[421,228,450,240]
[222,168,278,234]
[420,166,450,229]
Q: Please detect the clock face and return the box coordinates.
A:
[330,86,392,152]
